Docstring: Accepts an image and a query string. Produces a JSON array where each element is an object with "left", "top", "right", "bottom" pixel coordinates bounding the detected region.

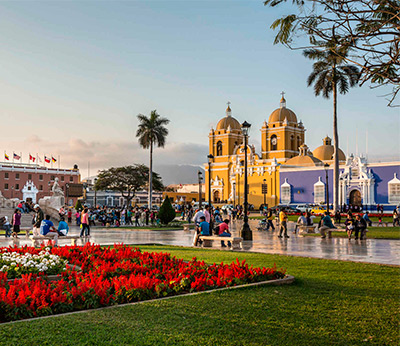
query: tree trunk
[
  {"left": 333, "top": 77, "right": 339, "bottom": 213},
  {"left": 149, "top": 141, "right": 153, "bottom": 210}
]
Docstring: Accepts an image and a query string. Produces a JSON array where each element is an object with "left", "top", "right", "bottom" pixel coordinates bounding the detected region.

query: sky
[{"left": 0, "top": 1, "right": 398, "bottom": 184}]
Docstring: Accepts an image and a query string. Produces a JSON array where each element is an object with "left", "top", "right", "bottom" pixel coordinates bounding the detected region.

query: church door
[
  {"left": 213, "top": 190, "right": 220, "bottom": 203},
  {"left": 349, "top": 189, "right": 362, "bottom": 206}
]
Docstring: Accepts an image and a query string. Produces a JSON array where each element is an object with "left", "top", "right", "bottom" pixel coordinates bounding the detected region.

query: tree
[
  {"left": 94, "top": 165, "right": 164, "bottom": 207},
  {"left": 304, "top": 41, "right": 360, "bottom": 211},
  {"left": 136, "top": 110, "right": 170, "bottom": 211},
  {"left": 75, "top": 199, "right": 83, "bottom": 211},
  {"left": 264, "top": 0, "right": 400, "bottom": 106},
  {"left": 158, "top": 196, "right": 176, "bottom": 225}
]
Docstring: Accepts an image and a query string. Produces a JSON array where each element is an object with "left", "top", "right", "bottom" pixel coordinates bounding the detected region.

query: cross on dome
[
  {"left": 226, "top": 101, "right": 232, "bottom": 116},
  {"left": 280, "top": 91, "right": 286, "bottom": 108}
]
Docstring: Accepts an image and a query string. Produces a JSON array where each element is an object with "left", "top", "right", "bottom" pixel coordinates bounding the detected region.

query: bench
[
  {"left": 198, "top": 235, "right": 243, "bottom": 250},
  {"left": 29, "top": 235, "right": 81, "bottom": 247},
  {"left": 326, "top": 228, "right": 347, "bottom": 238},
  {"left": 298, "top": 225, "right": 316, "bottom": 235},
  {"left": 182, "top": 223, "right": 194, "bottom": 232}
]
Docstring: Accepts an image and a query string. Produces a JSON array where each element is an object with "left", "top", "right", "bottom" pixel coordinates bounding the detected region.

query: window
[
  {"left": 314, "top": 177, "right": 326, "bottom": 204},
  {"left": 61, "top": 176, "right": 64, "bottom": 182},
  {"left": 216, "top": 141, "right": 223, "bottom": 156},
  {"left": 388, "top": 173, "right": 400, "bottom": 204},
  {"left": 280, "top": 178, "right": 291, "bottom": 204},
  {"left": 4, "top": 184, "right": 8, "bottom": 190},
  {"left": 4, "top": 173, "right": 8, "bottom": 179},
  {"left": 15, "top": 184, "right": 19, "bottom": 190},
  {"left": 51, "top": 175, "right": 55, "bottom": 181},
  {"left": 39, "top": 174, "right": 43, "bottom": 181},
  {"left": 271, "top": 135, "right": 277, "bottom": 151},
  {"left": 39, "top": 185, "right": 43, "bottom": 191},
  {"left": 290, "top": 135, "right": 295, "bottom": 151},
  {"left": 70, "top": 176, "right": 73, "bottom": 182},
  {"left": 15, "top": 173, "right": 20, "bottom": 180}
]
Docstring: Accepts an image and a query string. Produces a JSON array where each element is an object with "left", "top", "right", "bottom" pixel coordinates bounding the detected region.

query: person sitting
[
  {"left": 218, "top": 219, "right": 232, "bottom": 248},
  {"left": 319, "top": 212, "right": 336, "bottom": 239},
  {"left": 345, "top": 213, "right": 355, "bottom": 240},
  {"left": 294, "top": 212, "right": 307, "bottom": 234},
  {"left": 57, "top": 216, "right": 69, "bottom": 236},
  {"left": 40, "top": 215, "right": 58, "bottom": 246},
  {"left": 193, "top": 216, "right": 209, "bottom": 246}
]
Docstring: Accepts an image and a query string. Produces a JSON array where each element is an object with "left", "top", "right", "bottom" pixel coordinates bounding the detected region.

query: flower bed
[{"left": 0, "top": 244, "right": 286, "bottom": 322}]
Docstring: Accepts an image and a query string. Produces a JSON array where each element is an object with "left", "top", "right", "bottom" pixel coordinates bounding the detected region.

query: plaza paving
[{"left": 1, "top": 219, "right": 398, "bottom": 266}]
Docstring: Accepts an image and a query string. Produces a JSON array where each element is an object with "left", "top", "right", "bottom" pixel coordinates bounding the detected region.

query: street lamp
[
  {"left": 262, "top": 178, "right": 267, "bottom": 208},
  {"left": 240, "top": 120, "right": 252, "bottom": 241},
  {"left": 233, "top": 182, "right": 236, "bottom": 207},
  {"left": 198, "top": 170, "right": 203, "bottom": 209},
  {"left": 324, "top": 163, "right": 330, "bottom": 214},
  {"left": 207, "top": 154, "right": 214, "bottom": 207}
]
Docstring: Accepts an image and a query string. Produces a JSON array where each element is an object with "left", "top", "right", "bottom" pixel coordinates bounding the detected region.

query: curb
[{"left": 1, "top": 275, "right": 295, "bottom": 325}]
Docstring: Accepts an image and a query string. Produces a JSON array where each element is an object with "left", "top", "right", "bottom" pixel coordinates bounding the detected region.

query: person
[
  {"left": 33, "top": 204, "right": 44, "bottom": 236},
  {"left": 40, "top": 215, "right": 58, "bottom": 246},
  {"left": 378, "top": 215, "right": 383, "bottom": 227},
  {"left": 266, "top": 208, "right": 275, "bottom": 231},
  {"left": 3, "top": 216, "right": 11, "bottom": 237},
  {"left": 355, "top": 214, "right": 367, "bottom": 240},
  {"left": 67, "top": 208, "right": 72, "bottom": 223},
  {"left": 278, "top": 209, "right": 289, "bottom": 238},
  {"left": 80, "top": 208, "right": 90, "bottom": 237},
  {"left": 294, "top": 212, "right": 307, "bottom": 234},
  {"left": 319, "top": 212, "right": 336, "bottom": 239},
  {"left": 393, "top": 208, "right": 399, "bottom": 227},
  {"left": 11, "top": 209, "right": 21, "bottom": 238},
  {"left": 75, "top": 210, "right": 81, "bottom": 226},
  {"left": 204, "top": 205, "right": 211, "bottom": 223},
  {"left": 345, "top": 213, "right": 355, "bottom": 240},
  {"left": 305, "top": 211, "right": 313, "bottom": 226},
  {"left": 362, "top": 211, "right": 372, "bottom": 227},
  {"left": 193, "top": 215, "right": 209, "bottom": 246},
  {"left": 193, "top": 209, "right": 205, "bottom": 229},
  {"left": 334, "top": 210, "right": 341, "bottom": 225},
  {"left": 218, "top": 219, "right": 232, "bottom": 248},
  {"left": 135, "top": 209, "right": 141, "bottom": 227},
  {"left": 57, "top": 216, "right": 69, "bottom": 236}
]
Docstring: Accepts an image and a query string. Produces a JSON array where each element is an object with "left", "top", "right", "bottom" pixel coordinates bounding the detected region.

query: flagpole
[
  {"left": 58, "top": 155, "right": 60, "bottom": 169},
  {"left": 20, "top": 152, "right": 22, "bottom": 164}
]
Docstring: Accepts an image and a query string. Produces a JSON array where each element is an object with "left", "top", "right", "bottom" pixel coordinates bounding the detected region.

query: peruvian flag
[
  {"left": 29, "top": 154, "right": 36, "bottom": 162},
  {"left": 44, "top": 156, "right": 51, "bottom": 163}
]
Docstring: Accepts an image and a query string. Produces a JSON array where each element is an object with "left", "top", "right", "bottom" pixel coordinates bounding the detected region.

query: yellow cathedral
[{"left": 205, "top": 94, "right": 344, "bottom": 208}]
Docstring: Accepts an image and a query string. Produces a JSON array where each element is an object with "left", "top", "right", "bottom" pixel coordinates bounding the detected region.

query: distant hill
[{"left": 154, "top": 164, "right": 205, "bottom": 185}]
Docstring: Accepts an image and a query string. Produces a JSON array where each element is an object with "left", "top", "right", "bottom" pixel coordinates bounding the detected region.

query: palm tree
[
  {"left": 136, "top": 110, "right": 169, "bottom": 210},
  {"left": 304, "top": 42, "right": 360, "bottom": 212}
]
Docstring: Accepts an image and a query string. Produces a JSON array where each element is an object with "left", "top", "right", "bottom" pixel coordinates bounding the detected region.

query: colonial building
[
  {"left": 205, "top": 95, "right": 400, "bottom": 211},
  {"left": 0, "top": 162, "right": 81, "bottom": 205}
]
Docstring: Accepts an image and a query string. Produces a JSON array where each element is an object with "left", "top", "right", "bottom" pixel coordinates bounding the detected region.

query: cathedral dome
[
  {"left": 284, "top": 144, "right": 323, "bottom": 166},
  {"left": 313, "top": 136, "right": 346, "bottom": 162},
  {"left": 268, "top": 96, "right": 298, "bottom": 124},
  {"left": 216, "top": 104, "right": 241, "bottom": 131}
]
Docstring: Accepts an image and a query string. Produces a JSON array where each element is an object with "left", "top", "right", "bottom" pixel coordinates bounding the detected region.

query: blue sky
[{"left": 0, "top": 1, "right": 398, "bottom": 182}]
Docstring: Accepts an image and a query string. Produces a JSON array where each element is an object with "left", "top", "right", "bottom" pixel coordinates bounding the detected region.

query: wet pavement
[{"left": 1, "top": 220, "right": 399, "bottom": 266}]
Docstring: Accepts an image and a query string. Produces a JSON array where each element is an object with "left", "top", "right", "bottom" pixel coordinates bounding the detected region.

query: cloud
[{"left": 19, "top": 137, "right": 208, "bottom": 183}]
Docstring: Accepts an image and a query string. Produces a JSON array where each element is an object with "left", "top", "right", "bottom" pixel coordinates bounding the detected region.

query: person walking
[
  {"left": 3, "top": 216, "right": 11, "bottom": 237},
  {"left": 267, "top": 208, "right": 275, "bottom": 231},
  {"left": 80, "top": 208, "right": 90, "bottom": 237},
  {"left": 67, "top": 208, "right": 72, "bottom": 223},
  {"left": 11, "top": 209, "right": 22, "bottom": 238},
  {"left": 355, "top": 214, "right": 367, "bottom": 240},
  {"left": 278, "top": 209, "right": 289, "bottom": 238}
]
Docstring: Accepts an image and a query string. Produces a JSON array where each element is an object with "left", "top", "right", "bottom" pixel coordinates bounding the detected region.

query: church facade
[{"left": 205, "top": 95, "right": 400, "bottom": 211}]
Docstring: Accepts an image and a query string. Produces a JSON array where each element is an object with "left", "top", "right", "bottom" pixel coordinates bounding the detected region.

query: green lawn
[
  {"left": 303, "top": 227, "right": 400, "bottom": 240},
  {"left": 0, "top": 246, "right": 398, "bottom": 346}
]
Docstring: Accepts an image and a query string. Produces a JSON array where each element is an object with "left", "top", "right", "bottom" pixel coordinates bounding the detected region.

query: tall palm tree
[
  {"left": 136, "top": 110, "right": 169, "bottom": 210},
  {"left": 304, "top": 42, "right": 360, "bottom": 212}
]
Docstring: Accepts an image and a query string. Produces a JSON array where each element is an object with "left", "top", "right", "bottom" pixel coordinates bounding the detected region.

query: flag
[
  {"left": 37, "top": 156, "right": 42, "bottom": 163},
  {"left": 4, "top": 153, "right": 9, "bottom": 161},
  {"left": 44, "top": 156, "right": 50, "bottom": 163},
  {"left": 52, "top": 157, "right": 57, "bottom": 163},
  {"left": 29, "top": 154, "right": 36, "bottom": 162},
  {"left": 13, "top": 153, "right": 21, "bottom": 160}
]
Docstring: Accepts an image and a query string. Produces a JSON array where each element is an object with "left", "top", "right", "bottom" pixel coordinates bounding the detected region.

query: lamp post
[
  {"left": 207, "top": 154, "right": 214, "bottom": 207},
  {"left": 198, "top": 171, "right": 203, "bottom": 209},
  {"left": 324, "top": 163, "right": 330, "bottom": 214},
  {"left": 262, "top": 178, "right": 267, "bottom": 208},
  {"left": 240, "top": 121, "right": 252, "bottom": 241},
  {"left": 233, "top": 182, "right": 236, "bottom": 207}
]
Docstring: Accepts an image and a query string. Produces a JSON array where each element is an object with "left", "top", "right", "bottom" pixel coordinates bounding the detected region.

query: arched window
[
  {"left": 297, "top": 136, "right": 301, "bottom": 151},
  {"left": 290, "top": 135, "right": 295, "bottom": 151},
  {"left": 216, "top": 141, "right": 223, "bottom": 156},
  {"left": 271, "top": 135, "right": 277, "bottom": 151}
]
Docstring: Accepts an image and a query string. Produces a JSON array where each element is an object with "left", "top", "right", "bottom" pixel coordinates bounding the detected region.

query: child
[{"left": 378, "top": 216, "right": 383, "bottom": 227}]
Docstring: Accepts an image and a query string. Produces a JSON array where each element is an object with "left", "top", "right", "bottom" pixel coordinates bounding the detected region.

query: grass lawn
[
  {"left": 303, "top": 226, "right": 400, "bottom": 240},
  {"left": 0, "top": 246, "right": 398, "bottom": 346}
]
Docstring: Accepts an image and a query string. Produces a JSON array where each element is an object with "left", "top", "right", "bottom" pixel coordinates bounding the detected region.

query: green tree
[
  {"left": 264, "top": 0, "right": 399, "bottom": 105},
  {"left": 303, "top": 41, "right": 360, "bottom": 211},
  {"left": 94, "top": 165, "right": 163, "bottom": 206},
  {"left": 75, "top": 199, "right": 83, "bottom": 211},
  {"left": 158, "top": 196, "right": 176, "bottom": 225},
  {"left": 136, "top": 110, "right": 169, "bottom": 211}
]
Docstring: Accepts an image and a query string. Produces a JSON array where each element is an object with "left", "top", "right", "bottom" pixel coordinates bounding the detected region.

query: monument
[{"left": 39, "top": 178, "right": 65, "bottom": 219}]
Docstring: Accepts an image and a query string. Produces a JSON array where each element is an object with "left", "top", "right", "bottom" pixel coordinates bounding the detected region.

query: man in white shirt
[
  {"left": 294, "top": 212, "right": 307, "bottom": 234},
  {"left": 204, "top": 205, "right": 211, "bottom": 223},
  {"left": 193, "top": 209, "right": 205, "bottom": 226}
]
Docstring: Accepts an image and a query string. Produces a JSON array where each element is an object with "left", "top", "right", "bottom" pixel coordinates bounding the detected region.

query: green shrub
[
  {"left": 75, "top": 199, "right": 83, "bottom": 211},
  {"left": 158, "top": 196, "right": 176, "bottom": 225}
]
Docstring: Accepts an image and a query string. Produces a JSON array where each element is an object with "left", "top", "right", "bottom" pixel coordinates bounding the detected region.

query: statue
[{"left": 52, "top": 178, "right": 64, "bottom": 197}]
